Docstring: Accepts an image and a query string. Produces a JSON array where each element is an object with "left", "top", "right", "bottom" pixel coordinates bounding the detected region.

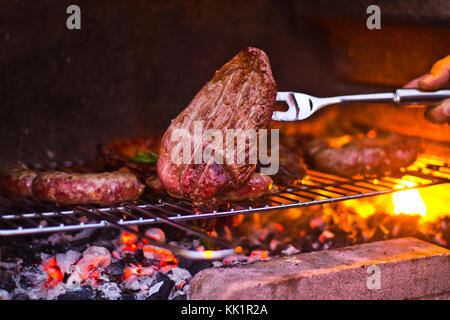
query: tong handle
[
  {"left": 395, "top": 89, "right": 450, "bottom": 106},
  {"left": 336, "top": 89, "right": 450, "bottom": 107}
]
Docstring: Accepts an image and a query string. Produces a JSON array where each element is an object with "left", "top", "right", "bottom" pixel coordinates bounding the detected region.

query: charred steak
[{"left": 157, "top": 47, "right": 277, "bottom": 208}]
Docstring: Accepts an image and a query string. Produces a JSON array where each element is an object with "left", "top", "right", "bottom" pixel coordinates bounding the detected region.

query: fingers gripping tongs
[{"left": 272, "top": 88, "right": 450, "bottom": 121}]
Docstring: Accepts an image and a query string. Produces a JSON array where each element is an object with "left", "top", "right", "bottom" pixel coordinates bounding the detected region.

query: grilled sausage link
[
  {"left": 32, "top": 170, "right": 145, "bottom": 204},
  {"left": 304, "top": 134, "right": 421, "bottom": 177},
  {"left": 0, "top": 161, "right": 38, "bottom": 197}
]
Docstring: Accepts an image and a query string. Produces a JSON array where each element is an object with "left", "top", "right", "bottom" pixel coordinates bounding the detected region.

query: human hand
[{"left": 404, "top": 55, "right": 450, "bottom": 124}]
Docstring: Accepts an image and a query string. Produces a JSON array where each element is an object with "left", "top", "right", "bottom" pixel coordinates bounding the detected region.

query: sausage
[
  {"left": 304, "top": 134, "right": 421, "bottom": 177},
  {"left": 32, "top": 170, "right": 145, "bottom": 204},
  {"left": 0, "top": 161, "right": 37, "bottom": 197}
]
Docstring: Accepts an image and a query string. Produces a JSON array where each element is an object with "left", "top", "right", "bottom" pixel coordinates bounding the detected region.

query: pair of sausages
[{"left": 0, "top": 161, "right": 144, "bottom": 205}]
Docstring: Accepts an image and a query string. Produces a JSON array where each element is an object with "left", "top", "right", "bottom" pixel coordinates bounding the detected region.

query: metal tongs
[{"left": 272, "top": 88, "right": 450, "bottom": 121}]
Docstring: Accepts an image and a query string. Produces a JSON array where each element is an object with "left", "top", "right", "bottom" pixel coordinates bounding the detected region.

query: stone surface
[{"left": 189, "top": 237, "right": 450, "bottom": 300}]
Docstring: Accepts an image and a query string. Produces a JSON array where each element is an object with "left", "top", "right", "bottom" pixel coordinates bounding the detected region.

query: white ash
[
  {"left": 147, "top": 281, "right": 163, "bottom": 296},
  {"left": 97, "top": 282, "right": 121, "bottom": 300},
  {"left": 15, "top": 265, "right": 48, "bottom": 288},
  {"left": 122, "top": 275, "right": 155, "bottom": 292},
  {"left": 46, "top": 283, "right": 68, "bottom": 300},
  {"left": 10, "top": 265, "right": 67, "bottom": 300},
  {"left": 56, "top": 250, "right": 81, "bottom": 275},
  {"left": 145, "top": 228, "right": 166, "bottom": 242},
  {"left": 122, "top": 275, "right": 165, "bottom": 300},
  {"left": 212, "top": 261, "right": 223, "bottom": 267},
  {"left": 40, "top": 252, "right": 51, "bottom": 264},
  {"left": 66, "top": 246, "right": 111, "bottom": 288},
  {"left": 282, "top": 244, "right": 300, "bottom": 256},
  {"left": 0, "top": 289, "right": 10, "bottom": 300},
  {"left": 167, "top": 267, "right": 192, "bottom": 298},
  {"left": 130, "top": 279, "right": 163, "bottom": 301},
  {"left": 169, "top": 284, "right": 190, "bottom": 300},
  {"left": 45, "top": 229, "right": 95, "bottom": 245},
  {"left": 2, "top": 225, "right": 275, "bottom": 300},
  {"left": 170, "top": 267, "right": 192, "bottom": 282}
]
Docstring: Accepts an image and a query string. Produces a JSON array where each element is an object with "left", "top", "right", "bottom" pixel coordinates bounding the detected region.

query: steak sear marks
[{"left": 157, "top": 47, "right": 277, "bottom": 207}]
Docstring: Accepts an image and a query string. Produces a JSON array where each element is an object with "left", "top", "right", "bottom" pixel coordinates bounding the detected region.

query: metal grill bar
[
  {"left": 71, "top": 205, "right": 235, "bottom": 260},
  {"left": 0, "top": 154, "right": 449, "bottom": 239}
]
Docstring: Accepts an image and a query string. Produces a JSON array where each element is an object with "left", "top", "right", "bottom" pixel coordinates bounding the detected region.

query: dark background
[{"left": 1, "top": 0, "right": 449, "bottom": 165}]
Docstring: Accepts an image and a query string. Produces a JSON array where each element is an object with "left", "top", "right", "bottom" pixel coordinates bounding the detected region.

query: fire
[
  {"left": 121, "top": 232, "right": 138, "bottom": 245},
  {"left": 341, "top": 176, "right": 450, "bottom": 222},
  {"left": 123, "top": 265, "right": 155, "bottom": 279},
  {"left": 43, "top": 257, "right": 64, "bottom": 288},
  {"left": 120, "top": 230, "right": 140, "bottom": 252},
  {"left": 327, "top": 134, "right": 353, "bottom": 148},
  {"left": 392, "top": 180, "right": 427, "bottom": 217},
  {"left": 248, "top": 250, "right": 270, "bottom": 262},
  {"left": 143, "top": 245, "right": 178, "bottom": 266}
]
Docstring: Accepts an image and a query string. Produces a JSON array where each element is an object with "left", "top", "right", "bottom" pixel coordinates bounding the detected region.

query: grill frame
[{"left": 1, "top": 154, "right": 449, "bottom": 238}]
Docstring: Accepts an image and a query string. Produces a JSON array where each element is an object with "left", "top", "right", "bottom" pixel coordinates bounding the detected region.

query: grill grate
[{"left": 1, "top": 153, "right": 449, "bottom": 238}]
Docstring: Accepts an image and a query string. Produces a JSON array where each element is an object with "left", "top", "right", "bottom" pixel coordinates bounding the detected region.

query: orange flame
[
  {"left": 143, "top": 245, "right": 178, "bottom": 266},
  {"left": 123, "top": 265, "right": 155, "bottom": 279},
  {"left": 121, "top": 231, "right": 138, "bottom": 245},
  {"left": 43, "top": 257, "right": 64, "bottom": 288},
  {"left": 248, "top": 250, "right": 269, "bottom": 262},
  {"left": 392, "top": 180, "right": 427, "bottom": 217}
]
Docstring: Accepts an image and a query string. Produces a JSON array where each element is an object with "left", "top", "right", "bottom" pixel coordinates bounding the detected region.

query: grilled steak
[
  {"left": 304, "top": 134, "right": 421, "bottom": 177},
  {"left": 157, "top": 47, "right": 277, "bottom": 209},
  {"left": 271, "top": 143, "right": 306, "bottom": 185}
]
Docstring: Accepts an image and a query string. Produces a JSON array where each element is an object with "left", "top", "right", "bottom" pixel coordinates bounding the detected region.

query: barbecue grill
[
  {"left": 2, "top": 144, "right": 448, "bottom": 253},
  {"left": 1, "top": 0, "right": 450, "bottom": 302}
]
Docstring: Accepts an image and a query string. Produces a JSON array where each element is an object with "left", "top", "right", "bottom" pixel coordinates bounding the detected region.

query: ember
[
  {"left": 143, "top": 245, "right": 178, "bottom": 266},
  {"left": 121, "top": 232, "right": 138, "bottom": 245},
  {"left": 248, "top": 250, "right": 270, "bottom": 262},
  {"left": 123, "top": 265, "right": 156, "bottom": 280},
  {"left": 67, "top": 246, "right": 111, "bottom": 286},
  {"left": 119, "top": 230, "right": 140, "bottom": 252},
  {"left": 43, "top": 257, "right": 63, "bottom": 289},
  {"left": 144, "top": 228, "right": 166, "bottom": 243}
]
